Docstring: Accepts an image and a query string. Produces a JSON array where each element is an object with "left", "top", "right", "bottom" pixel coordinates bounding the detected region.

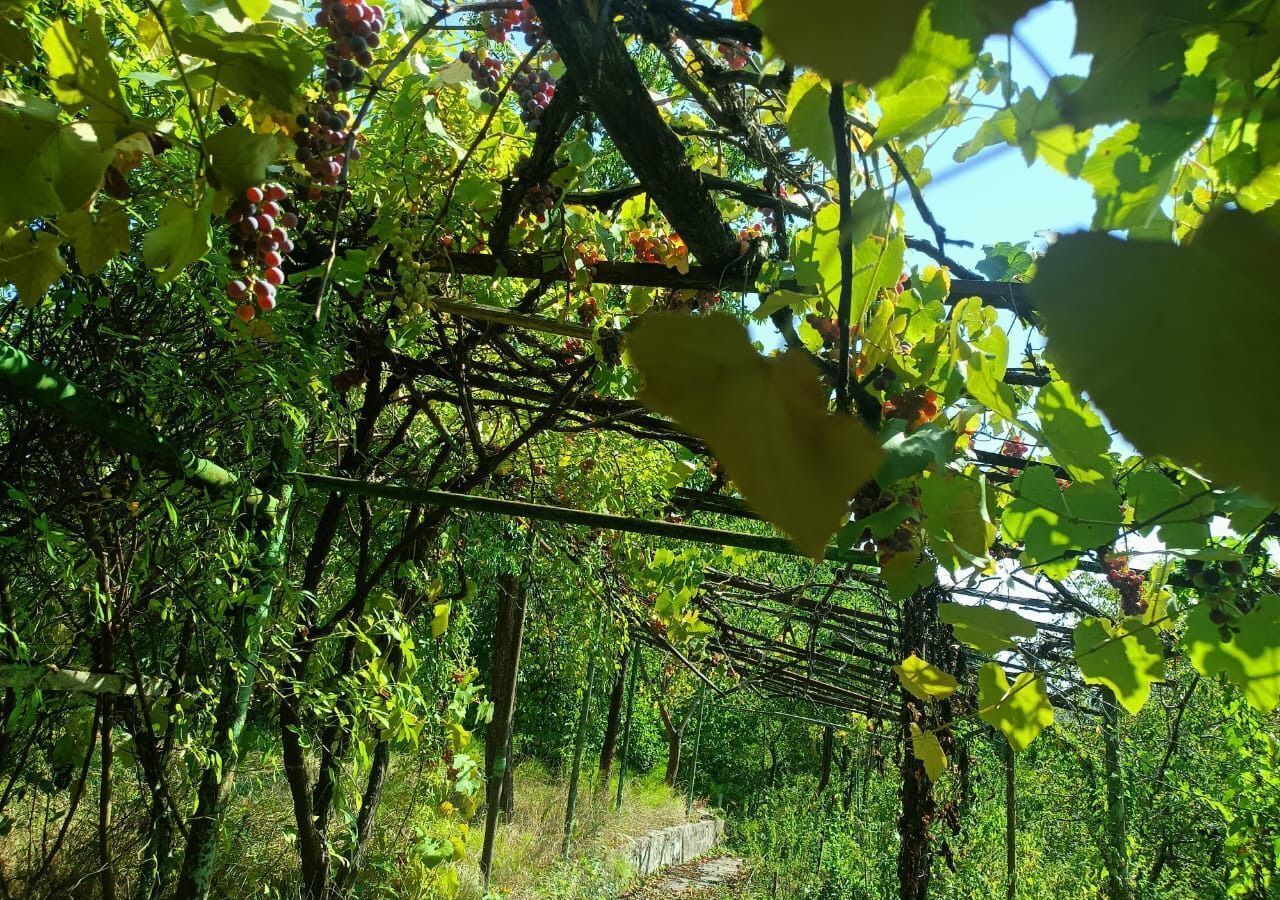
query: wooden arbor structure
[{"left": 0, "top": 2, "right": 1122, "bottom": 900}]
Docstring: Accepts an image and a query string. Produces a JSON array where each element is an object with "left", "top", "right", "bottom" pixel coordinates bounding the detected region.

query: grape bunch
[
  {"left": 224, "top": 183, "right": 299, "bottom": 322},
  {"left": 850, "top": 483, "right": 918, "bottom": 556},
  {"left": 1104, "top": 555, "right": 1147, "bottom": 616},
  {"left": 736, "top": 223, "right": 763, "bottom": 256},
  {"left": 512, "top": 64, "right": 556, "bottom": 130},
  {"left": 523, "top": 180, "right": 563, "bottom": 223},
  {"left": 575, "top": 296, "right": 597, "bottom": 325},
  {"left": 883, "top": 388, "right": 940, "bottom": 431},
  {"left": 487, "top": 1, "right": 544, "bottom": 42},
  {"left": 316, "top": 0, "right": 385, "bottom": 95},
  {"left": 460, "top": 50, "right": 502, "bottom": 105},
  {"left": 999, "top": 434, "right": 1029, "bottom": 460},
  {"left": 717, "top": 41, "right": 750, "bottom": 70},
  {"left": 293, "top": 101, "right": 360, "bottom": 200},
  {"left": 597, "top": 327, "right": 623, "bottom": 367}
]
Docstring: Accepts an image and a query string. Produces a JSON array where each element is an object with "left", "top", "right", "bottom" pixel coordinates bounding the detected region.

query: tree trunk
[
  {"left": 482, "top": 573, "right": 527, "bottom": 883},
  {"left": 598, "top": 646, "right": 630, "bottom": 789},
  {"left": 660, "top": 705, "right": 684, "bottom": 788},
  {"left": 1100, "top": 700, "right": 1135, "bottom": 900},
  {"left": 897, "top": 583, "right": 955, "bottom": 900},
  {"left": 335, "top": 739, "right": 392, "bottom": 897}
]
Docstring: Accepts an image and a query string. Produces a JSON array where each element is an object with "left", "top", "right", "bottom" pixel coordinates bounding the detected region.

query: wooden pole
[
  {"left": 562, "top": 658, "right": 596, "bottom": 856},
  {"left": 481, "top": 573, "right": 528, "bottom": 885},
  {"left": 615, "top": 646, "right": 640, "bottom": 811}
]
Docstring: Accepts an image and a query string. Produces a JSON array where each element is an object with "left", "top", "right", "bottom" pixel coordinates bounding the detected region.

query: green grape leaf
[
  {"left": 0, "top": 228, "right": 66, "bottom": 306},
  {"left": 0, "top": 97, "right": 115, "bottom": 225},
  {"left": 431, "top": 601, "right": 451, "bottom": 638},
  {"left": 978, "top": 663, "right": 1053, "bottom": 751},
  {"left": 142, "top": 189, "right": 214, "bottom": 284},
  {"left": 872, "top": 76, "right": 950, "bottom": 147},
  {"left": 173, "top": 26, "right": 312, "bottom": 109},
  {"left": 1034, "top": 381, "right": 1112, "bottom": 484},
  {"left": 893, "top": 652, "right": 957, "bottom": 701},
  {"left": 939, "top": 603, "right": 1038, "bottom": 653},
  {"left": 910, "top": 723, "right": 947, "bottom": 781},
  {"left": 784, "top": 73, "right": 835, "bottom": 169},
  {"left": 1125, "top": 469, "right": 1211, "bottom": 549},
  {"left": 754, "top": 0, "right": 928, "bottom": 87},
  {"left": 1073, "top": 616, "right": 1165, "bottom": 715},
  {"left": 835, "top": 502, "right": 918, "bottom": 553},
  {"left": 1000, "top": 467, "right": 1122, "bottom": 577},
  {"left": 876, "top": 420, "right": 957, "bottom": 485},
  {"left": 752, "top": 289, "right": 815, "bottom": 322},
  {"left": 919, "top": 470, "right": 995, "bottom": 573},
  {"left": 41, "top": 12, "right": 127, "bottom": 120},
  {"left": 204, "top": 126, "right": 283, "bottom": 195},
  {"left": 627, "top": 313, "right": 883, "bottom": 557},
  {"left": 0, "top": 18, "right": 33, "bottom": 64},
  {"left": 1031, "top": 211, "right": 1280, "bottom": 506},
  {"left": 880, "top": 548, "right": 936, "bottom": 600},
  {"left": 1182, "top": 595, "right": 1280, "bottom": 713},
  {"left": 57, "top": 202, "right": 129, "bottom": 275}
]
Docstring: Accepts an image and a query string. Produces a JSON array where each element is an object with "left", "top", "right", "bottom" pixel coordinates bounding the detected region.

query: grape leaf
[
  {"left": 205, "top": 126, "right": 284, "bottom": 195},
  {"left": 893, "top": 652, "right": 958, "bottom": 701},
  {"left": 784, "top": 73, "right": 834, "bottom": 169},
  {"left": 1125, "top": 469, "right": 1211, "bottom": 549},
  {"left": 431, "top": 601, "right": 451, "bottom": 638},
  {"left": 918, "top": 470, "right": 995, "bottom": 573},
  {"left": 939, "top": 603, "right": 1038, "bottom": 653},
  {"left": 1001, "top": 466, "right": 1122, "bottom": 577},
  {"left": 0, "top": 228, "right": 66, "bottom": 306},
  {"left": 143, "top": 189, "right": 214, "bottom": 284},
  {"left": 876, "top": 420, "right": 956, "bottom": 485},
  {"left": 978, "top": 663, "right": 1053, "bottom": 751},
  {"left": 909, "top": 723, "right": 947, "bottom": 781},
  {"left": 41, "top": 12, "right": 127, "bottom": 121},
  {"left": 0, "top": 96, "right": 115, "bottom": 225},
  {"left": 753, "top": 0, "right": 928, "bottom": 87},
  {"left": 872, "top": 76, "right": 950, "bottom": 147},
  {"left": 1031, "top": 211, "right": 1280, "bottom": 506},
  {"left": 1182, "top": 595, "right": 1280, "bottom": 713},
  {"left": 627, "top": 313, "right": 883, "bottom": 557},
  {"left": 1034, "top": 381, "right": 1112, "bottom": 484},
  {"left": 0, "top": 18, "right": 33, "bottom": 64},
  {"left": 57, "top": 202, "right": 129, "bottom": 275},
  {"left": 1073, "top": 616, "right": 1165, "bottom": 715},
  {"left": 173, "top": 26, "right": 312, "bottom": 109},
  {"left": 880, "top": 548, "right": 936, "bottom": 601}
]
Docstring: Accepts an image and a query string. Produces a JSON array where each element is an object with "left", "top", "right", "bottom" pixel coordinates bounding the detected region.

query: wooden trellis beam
[{"left": 0, "top": 663, "right": 167, "bottom": 697}]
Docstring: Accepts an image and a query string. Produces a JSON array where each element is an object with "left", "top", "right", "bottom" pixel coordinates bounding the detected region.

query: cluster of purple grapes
[
  {"left": 523, "top": 180, "right": 563, "bottom": 223},
  {"left": 293, "top": 102, "right": 361, "bottom": 201},
  {"left": 224, "top": 183, "right": 299, "bottom": 322},
  {"left": 460, "top": 50, "right": 502, "bottom": 105},
  {"left": 316, "top": 0, "right": 385, "bottom": 95},
  {"left": 512, "top": 64, "right": 556, "bottom": 129},
  {"left": 486, "top": 1, "right": 543, "bottom": 43}
]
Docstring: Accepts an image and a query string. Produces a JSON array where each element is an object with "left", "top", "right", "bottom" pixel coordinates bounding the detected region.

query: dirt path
[{"left": 622, "top": 855, "right": 748, "bottom": 898}]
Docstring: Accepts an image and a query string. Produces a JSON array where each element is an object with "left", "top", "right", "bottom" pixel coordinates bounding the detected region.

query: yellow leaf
[
  {"left": 627, "top": 313, "right": 882, "bottom": 557},
  {"left": 978, "top": 663, "right": 1054, "bottom": 751},
  {"left": 431, "top": 601, "right": 451, "bottom": 638},
  {"left": 893, "top": 652, "right": 957, "bottom": 701},
  {"left": 909, "top": 723, "right": 947, "bottom": 781}
]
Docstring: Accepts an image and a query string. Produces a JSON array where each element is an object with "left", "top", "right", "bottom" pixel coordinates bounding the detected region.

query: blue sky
[{"left": 905, "top": 1, "right": 1094, "bottom": 269}]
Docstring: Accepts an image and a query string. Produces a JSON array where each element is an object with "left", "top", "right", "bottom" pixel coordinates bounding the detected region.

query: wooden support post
[
  {"left": 616, "top": 646, "right": 640, "bottom": 811},
  {"left": 598, "top": 646, "right": 631, "bottom": 789},
  {"left": 562, "top": 658, "right": 596, "bottom": 856},
  {"left": 481, "top": 573, "right": 528, "bottom": 885},
  {"left": 1100, "top": 699, "right": 1135, "bottom": 900},
  {"left": 685, "top": 680, "right": 706, "bottom": 815}
]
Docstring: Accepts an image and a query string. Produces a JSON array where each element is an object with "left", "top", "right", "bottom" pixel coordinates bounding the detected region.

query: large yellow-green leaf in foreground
[
  {"left": 1030, "top": 211, "right": 1280, "bottom": 505},
  {"left": 978, "top": 663, "right": 1053, "bottom": 751},
  {"left": 753, "top": 0, "right": 928, "bottom": 87},
  {"left": 628, "top": 313, "right": 882, "bottom": 557},
  {"left": 893, "top": 652, "right": 957, "bottom": 701},
  {"left": 939, "top": 603, "right": 1038, "bottom": 653},
  {"left": 1073, "top": 616, "right": 1165, "bottom": 715}
]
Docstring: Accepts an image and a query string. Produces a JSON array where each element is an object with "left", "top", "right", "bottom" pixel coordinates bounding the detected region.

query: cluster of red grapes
[
  {"left": 870, "top": 367, "right": 897, "bottom": 393},
  {"left": 883, "top": 388, "right": 940, "bottom": 431},
  {"left": 849, "top": 483, "right": 918, "bottom": 557},
  {"left": 1103, "top": 555, "right": 1147, "bottom": 616},
  {"left": 804, "top": 313, "right": 850, "bottom": 348},
  {"left": 487, "top": 1, "right": 543, "bottom": 42},
  {"left": 717, "top": 41, "right": 750, "bottom": 70},
  {"left": 460, "top": 50, "right": 502, "bottom": 105},
  {"left": 1000, "top": 434, "right": 1029, "bottom": 459},
  {"left": 316, "top": 0, "right": 384, "bottom": 94},
  {"left": 558, "top": 338, "right": 585, "bottom": 367},
  {"left": 224, "top": 183, "right": 298, "bottom": 322},
  {"left": 758, "top": 184, "right": 788, "bottom": 229},
  {"left": 512, "top": 64, "right": 556, "bottom": 130},
  {"left": 293, "top": 102, "right": 359, "bottom": 201},
  {"left": 736, "top": 223, "right": 763, "bottom": 256},
  {"left": 575, "top": 296, "right": 597, "bottom": 325},
  {"left": 523, "top": 180, "right": 563, "bottom": 223}
]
